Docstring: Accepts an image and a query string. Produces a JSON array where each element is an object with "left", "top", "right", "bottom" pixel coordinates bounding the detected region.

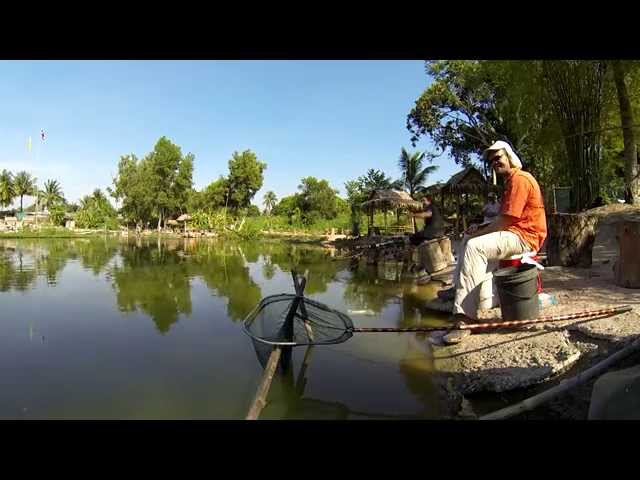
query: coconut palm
[
  {"left": 263, "top": 191, "right": 277, "bottom": 215},
  {"left": 397, "top": 148, "right": 438, "bottom": 198},
  {"left": 13, "top": 171, "right": 38, "bottom": 213},
  {"left": 0, "top": 170, "right": 15, "bottom": 208},
  {"left": 40, "top": 179, "right": 65, "bottom": 211},
  {"left": 398, "top": 148, "right": 438, "bottom": 232}
]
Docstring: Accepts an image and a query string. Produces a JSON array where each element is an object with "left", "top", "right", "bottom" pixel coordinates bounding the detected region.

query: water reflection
[
  {"left": 0, "top": 237, "right": 447, "bottom": 331},
  {"left": 0, "top": 250, "right": 37, "bottom": 292},
  {"left": 0, "top": 236, "right": 453, "bottom": 419},
  {"left": 0, "top": 238, "right": 119, "bottom": 290}
]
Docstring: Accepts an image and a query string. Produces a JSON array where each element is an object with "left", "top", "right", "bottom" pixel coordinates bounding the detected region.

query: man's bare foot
[{"left": 449, "top": 313, "right": 469, "bottom": 329}]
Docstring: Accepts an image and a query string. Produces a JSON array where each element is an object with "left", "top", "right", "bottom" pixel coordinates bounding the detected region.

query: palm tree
[
  {"left": 263, "top": 191, "right": 277, "bottom": 215},
  {"left": 398, "top": 148, "right": 438, "bottom": 232},
  {"left": 13, "top": 171, "right": 38, "bottom": 213},
  {"left": 40, "top": 179, "right": 65, "bottom": 211},
  {"left": 0, "top": 170, "right": 15, "bottom": 209},
  {"left": 397, "top": 147, "right": 438, "bottom": 198}
]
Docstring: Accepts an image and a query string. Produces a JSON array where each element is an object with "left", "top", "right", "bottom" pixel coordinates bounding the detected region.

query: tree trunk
[
  {"left": 612, "top": 61, "right": 640, "bottom": 205},
  {"left": 614, "top": 220, "right": 640, "bottom": 288},
  {"left": 547, "top": 213, "right": 599, "bottom": 267},
  {"left": 20, "top": 195, "right": 23, "bottom": 212},
  {"left": 157, "top": 210, "right": 163, "bottom": 231}
]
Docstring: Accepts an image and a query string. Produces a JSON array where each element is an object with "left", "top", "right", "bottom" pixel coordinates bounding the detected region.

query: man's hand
[
  {"left": 465, "top": 224, "right": 479, "bottom": 235},
  {"left": 467, "top": 215, "right": 518, "bottom": 238}
]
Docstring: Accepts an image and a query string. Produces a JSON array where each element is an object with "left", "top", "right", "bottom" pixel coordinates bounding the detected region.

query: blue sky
[{"left": 0, "top": 60, "right": 460, "bottom": 209}]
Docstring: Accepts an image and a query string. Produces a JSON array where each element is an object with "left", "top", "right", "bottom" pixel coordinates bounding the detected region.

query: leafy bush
[
  {"left": 75, "top": 189, "right": 119, "bottom": 229},
  {"left": 48, "top": 205, "right": 66, "bottom": 226}
]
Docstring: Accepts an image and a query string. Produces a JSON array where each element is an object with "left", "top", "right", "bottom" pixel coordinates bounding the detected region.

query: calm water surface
[{"left": 0, "top": 237, "right": 451, "bottom": 419}]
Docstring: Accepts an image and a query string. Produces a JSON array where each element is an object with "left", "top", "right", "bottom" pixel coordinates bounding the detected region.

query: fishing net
[{"left": 243, "top": 293, "right": 354, "bottom": 347}]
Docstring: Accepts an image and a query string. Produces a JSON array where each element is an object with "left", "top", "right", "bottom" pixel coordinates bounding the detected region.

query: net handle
[{"left": 291, "top": 270, "right": 314, "bottom": 341}]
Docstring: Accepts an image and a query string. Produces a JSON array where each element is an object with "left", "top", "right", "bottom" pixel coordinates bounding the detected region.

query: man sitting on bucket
[{"left": 437, "top": 141, "right": 547, "bottom": 324}]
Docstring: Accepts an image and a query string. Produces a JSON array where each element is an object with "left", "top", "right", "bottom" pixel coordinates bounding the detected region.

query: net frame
[{"left": 242, "top": 293, "right": 355, "bottom": 347}]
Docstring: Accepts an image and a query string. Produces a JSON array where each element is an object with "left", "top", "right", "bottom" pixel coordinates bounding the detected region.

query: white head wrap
[{"left": 482, "top": 140, "right": 522, "bottom": 169}]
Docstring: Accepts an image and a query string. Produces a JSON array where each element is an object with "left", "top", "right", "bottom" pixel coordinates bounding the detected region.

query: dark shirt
[{"left": 422, "top": 204, "right": 444, "bottom": 238}]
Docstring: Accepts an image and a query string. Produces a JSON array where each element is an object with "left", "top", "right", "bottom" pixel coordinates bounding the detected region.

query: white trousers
[{"left": 453, "top": 231, "right": 529, "bottom": 319}]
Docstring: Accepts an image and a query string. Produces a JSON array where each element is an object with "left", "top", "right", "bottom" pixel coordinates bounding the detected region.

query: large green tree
[
  {"left": 13, "top": 171, "right": 38, "bottom": 213},
  {"left": 202, "top": 177, "right": 229, "bottom": 211},
  {"left": 0, "top": 170, "right": 15, "bottom": 208},
  {"left": 146, "top": 137, "right": 194, "bottom": 229},
  {"left": 297, "top": 176, "right": 340, "bottom": 223},
  {"left": 111, "top": 154, "right": 152, "bottom": 227},
  {"left": 226, "top": 150, "right": 266, "bottom": 211},
  {"left": 611, "top": 60, "right": 640, "bottom": 204},
  {"left": 407, "top": 60, "right": 561, "bottom": 187},
  {"left": 271, "top": 194, "right": 301, "bottom": 220},
  {"left": 111, "top": 137, "right": 194, "bottom": 228}
]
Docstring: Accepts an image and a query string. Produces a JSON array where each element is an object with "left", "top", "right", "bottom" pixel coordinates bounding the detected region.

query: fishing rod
[
  {"left": 332, "top": 237, "right": 408, "bottom": 261},
  {"left": 351, "top": 305, "right": 632, "bottom": 333}
]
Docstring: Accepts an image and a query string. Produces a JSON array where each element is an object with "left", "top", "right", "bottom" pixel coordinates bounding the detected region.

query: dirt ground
[{"left": 431, "top": 205, "right": 640, "bottom": 419}]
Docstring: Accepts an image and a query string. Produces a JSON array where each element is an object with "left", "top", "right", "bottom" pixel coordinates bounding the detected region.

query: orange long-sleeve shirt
[{"left": 500, "top": 169, "right": 547, "bottom": 252}]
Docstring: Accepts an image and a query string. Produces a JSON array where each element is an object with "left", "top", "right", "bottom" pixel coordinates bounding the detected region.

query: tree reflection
[
  {"left": 264, "top": 242, "right": 340, "bottom": 294},
  {"left": 187, "top": 242, "right": 262, "bottom": 322},
  {"left": 73, "top": 238, "right": 118, "bottom": 275},
  {"left": 396, "top": 337, "right": 451, "bottom": 419},
  {"left": 111, "top": 243, "right": 192, "bottom": 334},
  {"left": 0, "top": 246, "right": 38, "bottom": 292},
  {"left": 342, "top": 265, "right": 402, "bottom": 313}
]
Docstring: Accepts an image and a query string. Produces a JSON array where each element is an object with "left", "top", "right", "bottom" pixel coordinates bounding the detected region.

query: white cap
[{"left": 482, "top": 140, "right": 522, "bottom": 169}]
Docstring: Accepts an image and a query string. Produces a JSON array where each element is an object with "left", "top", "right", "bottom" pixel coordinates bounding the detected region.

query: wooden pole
[
  {"left": 384, "top": 209, "right": 387, "bottom": 235},
  {"left": 464, "top": 192, "right": 470, "bottom": 229},
  {"left": 246, "top": 347, "right": 282, "bottom": 420},
  {"left": 246, "top": 271, "right": 310, "bottom": 420}
]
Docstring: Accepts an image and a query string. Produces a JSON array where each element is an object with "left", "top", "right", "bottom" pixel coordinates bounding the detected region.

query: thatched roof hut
[
  {"left": 360, "top": 189, "right": 421, "bottom": 212},
  {"left": 442, "top": 166, "right": 490, "bottom": 194},
  {"left": 176, "top": 214, "right": 192, "bottom": 222},
  {"left": 425, "top": 166, "right": 496, "bottom": 234},
  {"left": 359, "top": 190, "right": 421, "bottom": 236}
]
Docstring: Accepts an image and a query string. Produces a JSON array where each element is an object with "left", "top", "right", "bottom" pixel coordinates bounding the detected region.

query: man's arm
[
  {"left": 411, "top": 210, "right": 433, "bottom": 219},
  {"left": 467, "top": 214, "right": 518, "bottom": 238}
]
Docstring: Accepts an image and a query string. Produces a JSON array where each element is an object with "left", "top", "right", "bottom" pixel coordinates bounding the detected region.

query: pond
[{"left": 0, "top": 236, "right": 452, "bottom": 419}]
